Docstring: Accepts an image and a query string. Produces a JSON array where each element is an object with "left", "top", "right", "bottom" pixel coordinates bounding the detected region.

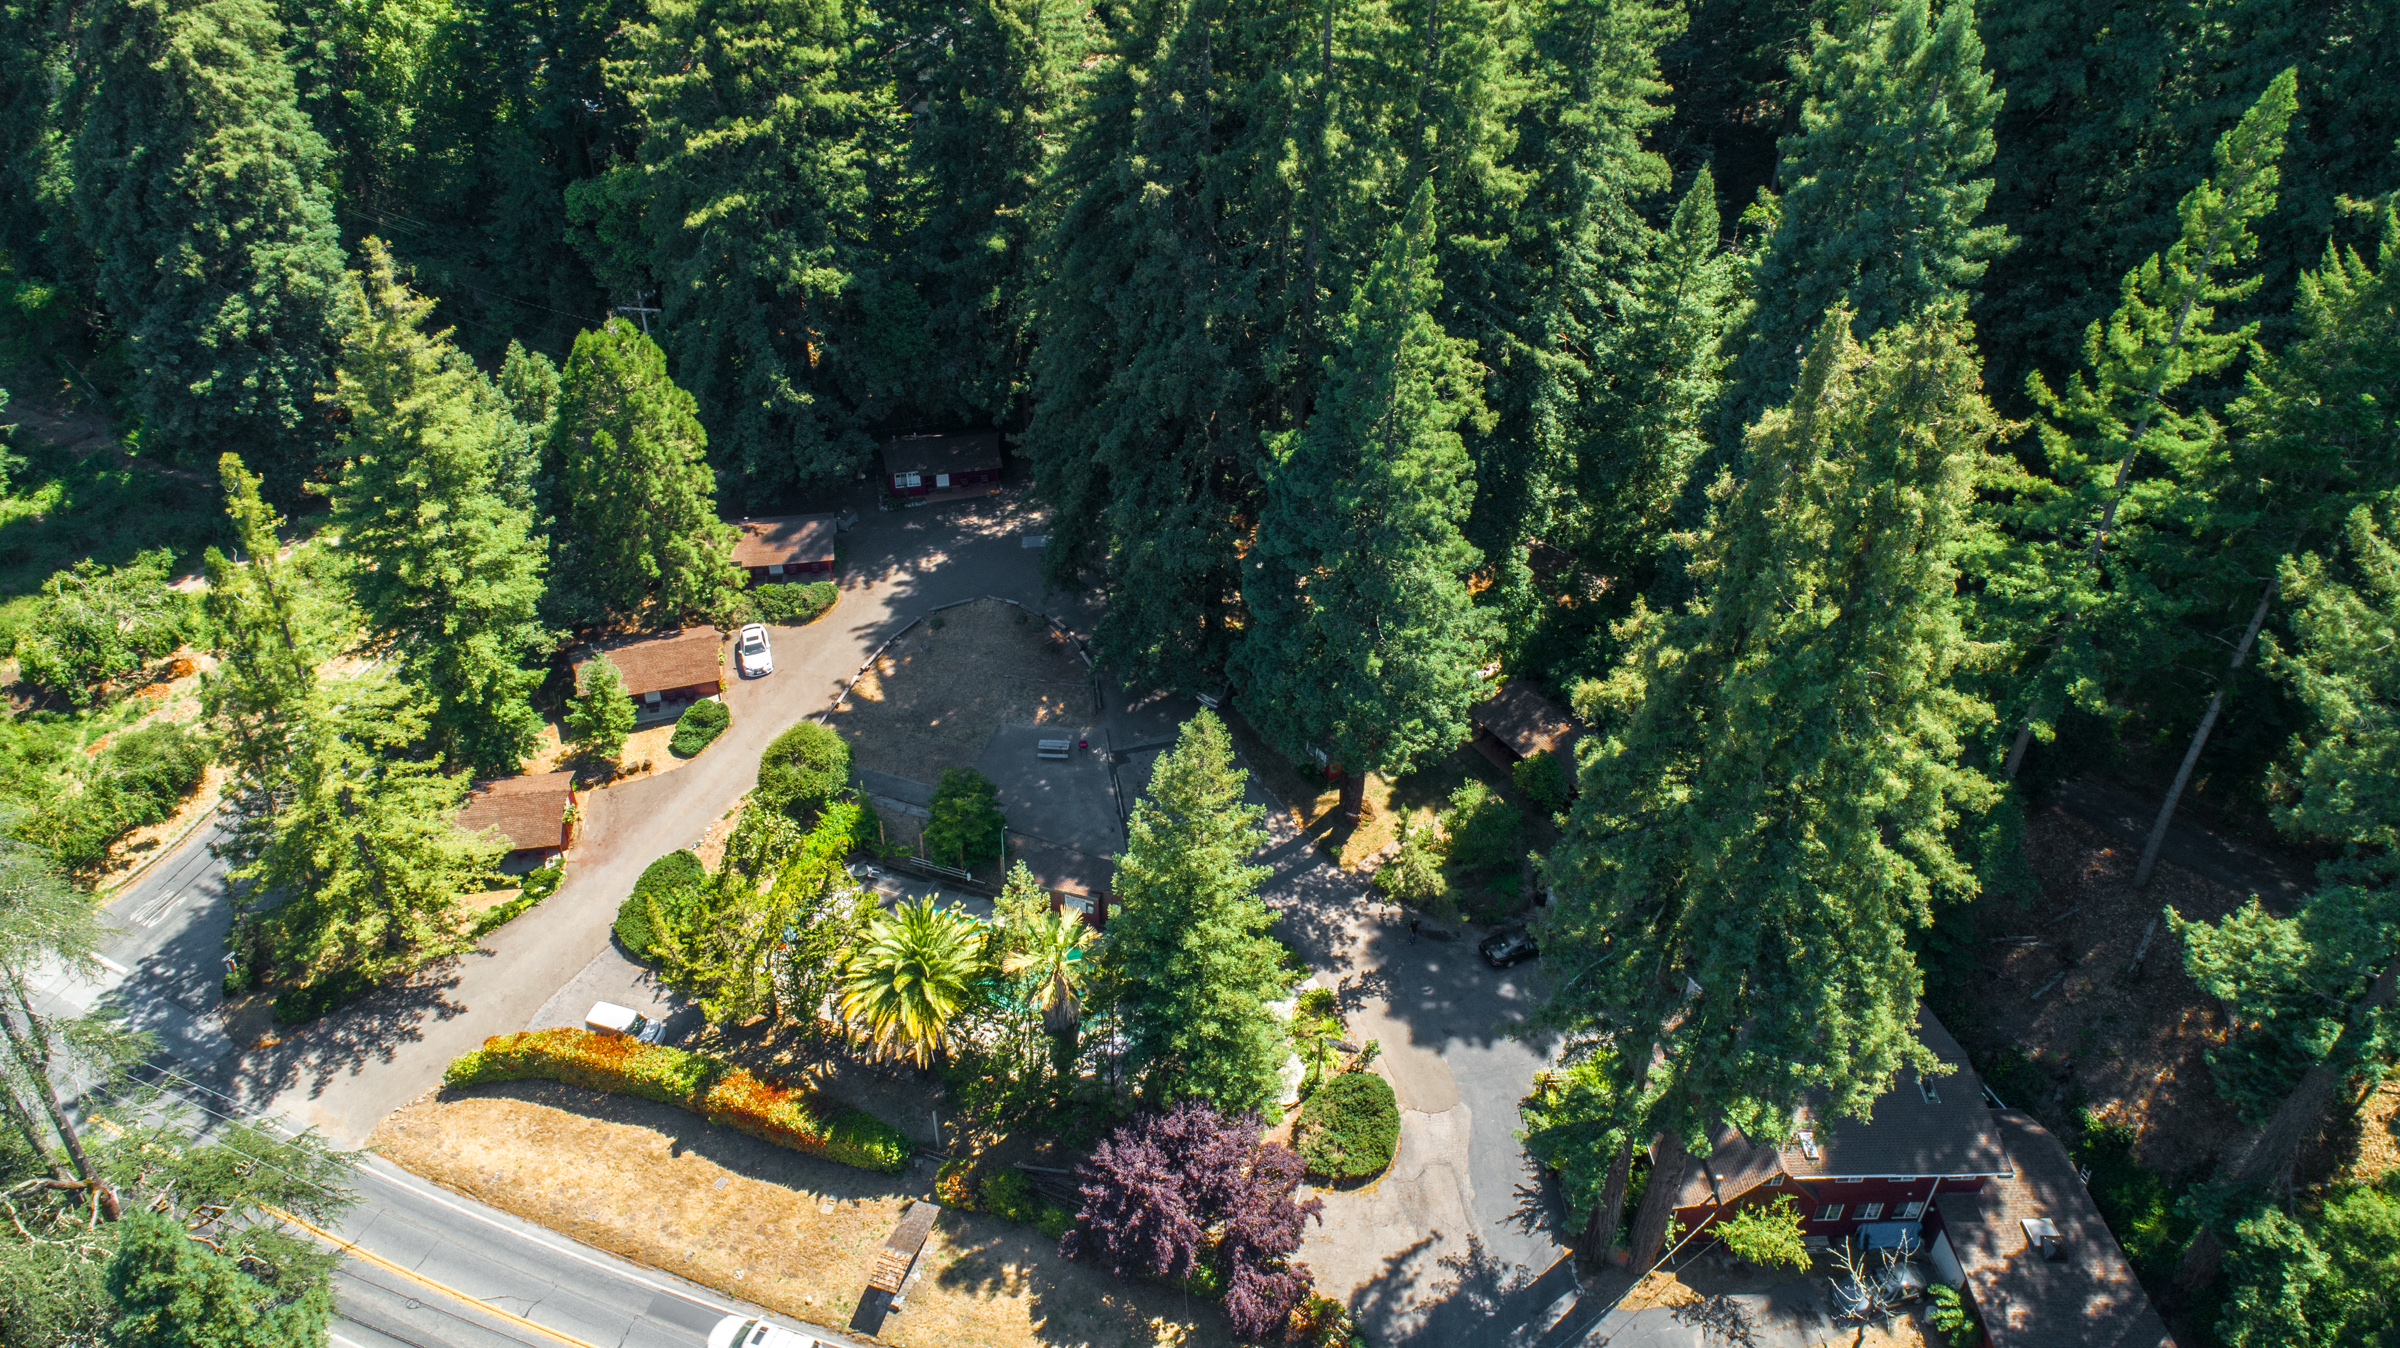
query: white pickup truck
[
  {"left": 585, "top": 1001, "right": 668, "bottom": 1044},
  {"left": 709, "top": 1316, "right": 823, "bottom": 1348}
]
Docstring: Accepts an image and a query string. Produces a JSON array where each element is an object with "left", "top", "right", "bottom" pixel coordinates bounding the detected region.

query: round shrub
[
  {"left": 519, "top": 864, "right": 565, "bottom": 903},
  {"left": 1296, "top": 1072, "right": 1399, "bottom": 1181},
  {"left": 669, "top": 698, "right": 730, "bottom": 756},
  {"left": 615, "top": 849, "right": 706, "bottom": 960},
  {"left": 757, "top": 721, "right": 850, "bottom": 814},
  {"left": 745, "top": 580, "right": 838, "bottom": 626}
]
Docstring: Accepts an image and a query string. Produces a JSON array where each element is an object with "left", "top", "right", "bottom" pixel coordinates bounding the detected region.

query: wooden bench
[
  {"left": 868, "top": 1200, "right": 942, "bottom": 1296},
  {"left": 1036, "top": 738, "right": 1073, "bottom": 760}
]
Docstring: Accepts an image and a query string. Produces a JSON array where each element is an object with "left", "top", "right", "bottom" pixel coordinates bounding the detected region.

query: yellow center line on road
[{"left": 264, "top": 1204, "right": 608, "bottom": 1348}]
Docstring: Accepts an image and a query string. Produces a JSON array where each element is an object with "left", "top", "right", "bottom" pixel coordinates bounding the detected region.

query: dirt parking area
[
  {"left": 373, "top": 1083, "right": 1237, "bottom": 1348},
  {"left": 829, "top": 599, "right": 1092, "bottom": 787}
]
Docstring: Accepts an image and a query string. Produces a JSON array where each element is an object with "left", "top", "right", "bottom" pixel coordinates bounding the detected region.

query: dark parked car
[{"left": 1479, "top": 927, "right": 1539, "bottom": 968}]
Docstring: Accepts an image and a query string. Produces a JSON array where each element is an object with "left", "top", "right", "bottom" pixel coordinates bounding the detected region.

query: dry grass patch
[
  {"left": 374, "top": 1082, "right": 1237, "bottom": 1348},
  {"left": 829, "top": 599, "right": 1089, "bottom": 786}
]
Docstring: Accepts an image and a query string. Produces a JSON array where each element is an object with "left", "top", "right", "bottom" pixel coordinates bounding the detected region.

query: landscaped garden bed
[{"left": 445, "top": 1028, "right": 911, "bottom": 1173}]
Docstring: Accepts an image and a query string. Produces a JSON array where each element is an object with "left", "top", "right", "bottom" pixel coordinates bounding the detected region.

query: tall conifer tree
[
  {"left": 1025, "top": 0, "right": 1285, "bottom": 693},
  {"left": 1567, "top": 168, "right": 1733, "bottom": 596},
  {"left": 1103, "top": 711, "right": 1291, "bottom": 1112},
  {"left": 885, "top": 0, "right": 1091, "bottom": 425},
  {"left": 332, "top": 241, "right": 551, "bottom": 776},
  {"left": 1970, "top": 72, "right": 2297, "bottom": 784},
  {"left": 201, "top": 455, "right": 342, "bottom": 799},
  {"left": 607, "top": 0, "right": 885, "bottom": 489},
  {"left": 1537, "top": 309, "right": 1999, "bottom": 1259},
  {"left": 73, "top": 0, "right": 349, "bottom": 483},
  {"left": 1464, "top": 0, "right": 1681, "bottom": 641},
  {"left": 548, "top": 319, "right": 741, "bottom": 628},
  {"left": 1234, "top": 190, "right": 1496, "bottom": 813},
  {"left": 1714, "top": 0, "right": 2003, "bottom": 447}
]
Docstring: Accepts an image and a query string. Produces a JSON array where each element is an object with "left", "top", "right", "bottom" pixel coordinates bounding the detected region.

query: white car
[
  {"left": 736, "top": 623, "right": 774, "bottom": 677},
  {"left": 709, "top": 1316, "right": 822, "bottom": 1348}
]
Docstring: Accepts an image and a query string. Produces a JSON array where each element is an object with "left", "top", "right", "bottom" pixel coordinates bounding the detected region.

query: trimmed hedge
[
  {"left": 1296, "top": 1072, "right": 1399, "bottom": 1181},
  {"left": 444, "top": 1028, "right": 909, "bottom": 1174},
  {"left": 669, "top": 699, "right": 730, "bottom": 757},
  {"left": 756, "top": 721, "right": 850, "bottom": 815},
  {"left": 745, "top": 580, "right": 838, "bottom": 626},
  {"left": 615, "top": 850, "right": 705, "bottom": 960}
]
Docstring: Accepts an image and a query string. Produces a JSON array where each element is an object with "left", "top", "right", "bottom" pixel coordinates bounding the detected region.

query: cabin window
[
  {"left": 935, "top": 472, "right": 951, "bottom": 488},
  {"left": 896, "top": 471, "right": 922, "bottom": 489},
  {"left": 1816, "top": 1204, "right": 1844, "bottom": 1222},
  {"left": 1899, "top": 1201, "right": 1925, "bottom": 1219},
  {"left": 1858, "top": 1203, "right": 1884, "bottom": 1221}
]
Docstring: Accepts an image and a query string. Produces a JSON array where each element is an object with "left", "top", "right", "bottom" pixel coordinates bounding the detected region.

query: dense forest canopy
[{"left": 0, "top": 0, "right": 2396, "bottom": 1341}]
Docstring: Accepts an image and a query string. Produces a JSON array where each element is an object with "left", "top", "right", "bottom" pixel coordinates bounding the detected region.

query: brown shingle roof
[
  {"left": 1471, "top": 680, "right": 1577, "bottom": 758},
  {"left": 1671, "top": 1010, "right": 2011, "bottom": 1209},
  {"left": 1936, "top": 1112, "right": 2178, "bottom": 1348},
  {"left": 1011, "top": 836, "right": 1110, "bottom": 899},
  {"left": 456, "top": 770, "right": 576, "bottom": 852},
  {"left": 881, "top": 431, "right": 1002, "bottom": 476},
  {"left": 573, "top": 627, "right": 721, "bottom": 698},
  {"left": 732, "top": 515, "right": 836, "bottom": 568}
]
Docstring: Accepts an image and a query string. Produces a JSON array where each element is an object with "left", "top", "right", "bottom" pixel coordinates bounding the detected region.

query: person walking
[{"left": 1407, "top": 915, "right": 1421, "bottom": 945}]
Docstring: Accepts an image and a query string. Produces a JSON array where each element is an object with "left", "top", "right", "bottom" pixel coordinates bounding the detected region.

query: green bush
[
  {"left": 615, "top": 850, "right": 706, "bottom": 960},
  {"left": 14, "top": 550, "right": 192, "bottom": 707},
  {"left": 980, "top": 1170, "right": 1076, "bottom": 1238},
  {"left": 1511, "top": 750, "right": 1571, "bottom": 813},
  {"left": 471, "top": 866, "right": 563, "bottom": 938},
  {"left": 669, "top": 698, "right": 729, "bottom": 756},
  {"left": 24, "top": 721, "right": 213, "bottom": 873},
  {"left": 1441, "top": 780, "right": 1523, "bottom": 876},
  {"left": 2073, "top": 1115, "right": 2194, "bottom": 1280},
  {"left": 520, "top": 864, "right": 566, "bottom": 902},
  {"left": 1295, "top": 1072, "right": 1399, "bottom": 1181},
  {"left": 272, "top": 966, "right": 380, "bottom": 1024},
  {"left": 757, "top": 721, "right": 851, "bottom": 814},
  {"left": 744, "top": 580, "right": 838, "bottom": 626},
  {"left": 1927, "top": 1284, "right": 1980, "bottom": 1347},
  {"left": 923, "top": 767, "right": 1004, "bottom": 869}
]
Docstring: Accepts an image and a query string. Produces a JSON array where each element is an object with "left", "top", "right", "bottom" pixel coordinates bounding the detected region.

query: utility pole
[{"left": 614, "top": 294, "right": 661, "bottom": 337}]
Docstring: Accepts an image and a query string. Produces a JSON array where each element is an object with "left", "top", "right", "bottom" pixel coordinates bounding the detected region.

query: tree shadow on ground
[
  {"left": 927, "top": 1210, "right": 1240, "bottom": 1346},
  {"left": 1673, "top": 1293, "right": 1762, "bottom": 1347},
  {"left": 1351, "top": 1234, "right": 1580, "bottom": 1348},
  {"left": 207, "top": 958, "right": 472, "bottom": 1110}
]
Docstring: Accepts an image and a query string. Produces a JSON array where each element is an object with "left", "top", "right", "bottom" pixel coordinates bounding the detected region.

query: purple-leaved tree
[{"left": 1062, "top": 1101, "right": 1325, "bottom": 1338}]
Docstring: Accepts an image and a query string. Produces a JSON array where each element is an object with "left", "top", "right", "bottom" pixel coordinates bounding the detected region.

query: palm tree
[
  {"left": 1002, "top": 906, "right": 1093, "bottom": 1074},
  {"left": 839, "top": 897, "right": 991, "bottom": 1065}
]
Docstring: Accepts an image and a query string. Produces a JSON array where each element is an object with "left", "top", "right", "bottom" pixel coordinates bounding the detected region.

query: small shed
[
  {"left": 1011, "top": 836, "right": 1112, "bottom": 928},
  {"left": 881, "top": 431, "right": 1002, "bottom": 498},
  {"left": 1469, "top": 679, "right": 1578, "bottom": 769},
  {"left": 574, "top": 627, "right": 722, "bottom": 710},
  {"left": 733, "top": 515, "right": 837, "bottom": 584},
  {"left": 456, "top": 769, "right": 580, "bottom": 860}
]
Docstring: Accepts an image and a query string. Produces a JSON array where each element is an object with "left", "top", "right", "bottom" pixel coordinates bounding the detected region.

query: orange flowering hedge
[{"left": 445, "top": 1028, "right": 908, "bottom": 1174}]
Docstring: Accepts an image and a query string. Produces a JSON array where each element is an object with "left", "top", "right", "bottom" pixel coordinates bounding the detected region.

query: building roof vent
[
  {"left": 1916, "top": 1073, "right": 1942, "bottom": 1105},
  {"left": 2021, "top": 1217, "right": 2066, "bottom": 1261},
  {"left": 1797, "top": 1130, "right": 1820, "bottom": 1161}
]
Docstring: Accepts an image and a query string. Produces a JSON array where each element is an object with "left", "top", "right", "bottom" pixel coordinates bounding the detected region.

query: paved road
[{"left": 44, "top": 488, "right": 1060, "bottom": 1345}]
